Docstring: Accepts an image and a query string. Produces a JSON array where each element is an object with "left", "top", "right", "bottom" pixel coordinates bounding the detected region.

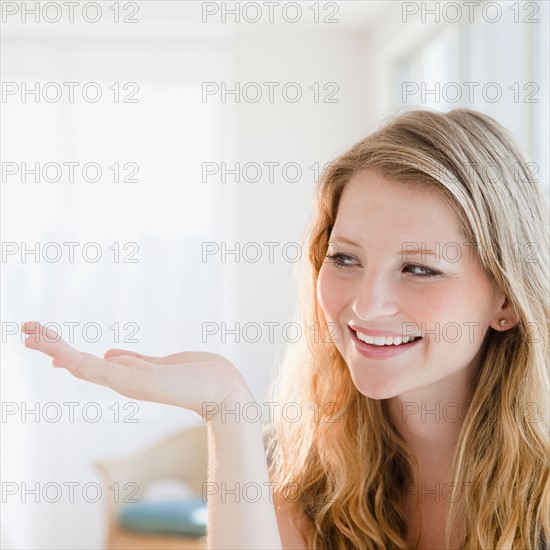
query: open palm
[{"left": 22, "top": 321, "right": 249, "bottom": 419}]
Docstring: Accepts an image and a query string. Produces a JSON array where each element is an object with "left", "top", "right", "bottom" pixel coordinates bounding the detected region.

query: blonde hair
[{"left": 266, "top": 108, "right": 549, "bottom": 549}]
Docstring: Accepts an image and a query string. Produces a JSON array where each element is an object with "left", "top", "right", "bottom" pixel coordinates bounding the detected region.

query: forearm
[{"left": 205, "top": 388, "right": 283, "bottom": 550}]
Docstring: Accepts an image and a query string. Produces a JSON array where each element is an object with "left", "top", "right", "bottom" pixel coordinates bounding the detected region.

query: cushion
[{"left": 119, "top": 498, "right": 207, "bottom": 537}]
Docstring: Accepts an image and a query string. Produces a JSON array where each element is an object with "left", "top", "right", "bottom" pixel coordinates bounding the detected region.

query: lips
[{"left": 348, "top": 327, "right": 422, "bottom": 359}]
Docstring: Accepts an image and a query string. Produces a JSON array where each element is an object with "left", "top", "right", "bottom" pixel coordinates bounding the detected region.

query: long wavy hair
[{"left": 265, "top": 108, "right": 549, "bottom": 549}]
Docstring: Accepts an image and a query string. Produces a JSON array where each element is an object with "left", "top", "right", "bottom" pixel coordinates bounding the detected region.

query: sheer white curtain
[{"left": 1, "top": 27, "right": 233, "bottom": 549}]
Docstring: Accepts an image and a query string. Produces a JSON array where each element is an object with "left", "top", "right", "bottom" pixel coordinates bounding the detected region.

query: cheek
[
  {"left": 405, "top": 286, "right": 450, "bottom": 319},
  {"left": 408, "top": 280, "right": 499, "bottom": 347},
  {"left": 316, "top": 266, "right": 347, "bottom": 322}
]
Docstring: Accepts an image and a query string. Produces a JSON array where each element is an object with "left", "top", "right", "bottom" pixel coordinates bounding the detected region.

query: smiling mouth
[{"left": 352, "top": 329, "right": 421, "bottom": 347}]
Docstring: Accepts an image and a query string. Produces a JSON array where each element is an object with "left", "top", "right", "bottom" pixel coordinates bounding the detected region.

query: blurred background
[{"left": 1, "top": 1, "right": 548, "bottom": 548}]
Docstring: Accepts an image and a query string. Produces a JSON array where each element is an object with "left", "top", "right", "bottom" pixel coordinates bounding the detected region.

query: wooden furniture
[{"left": 95, "top": 425, "right": 208, "bottom": 550}]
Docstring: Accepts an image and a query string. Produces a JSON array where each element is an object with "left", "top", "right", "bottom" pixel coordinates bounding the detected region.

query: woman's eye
[
  {"left": 325, "top": 253, "right": 359, "bottom": 269},
  {"left": 324, "top": 255, "right": 441, "bottom": 276},
  {"left": 404, "top": 264, "right": 441, "bottom": 277}
]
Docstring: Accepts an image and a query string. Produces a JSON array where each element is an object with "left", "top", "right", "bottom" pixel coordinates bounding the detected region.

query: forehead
[{"left": 334, "top": 169, "right": 463, "bottom": 241}]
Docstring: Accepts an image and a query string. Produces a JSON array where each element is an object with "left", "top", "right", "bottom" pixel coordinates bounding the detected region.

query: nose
[{"left": 352, "top": 267, "right": 400, "bottom": 321}]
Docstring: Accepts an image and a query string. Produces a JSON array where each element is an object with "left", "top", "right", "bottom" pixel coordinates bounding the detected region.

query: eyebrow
[{"left": 329, "top": 236, "right": 440, "bottom": 256}]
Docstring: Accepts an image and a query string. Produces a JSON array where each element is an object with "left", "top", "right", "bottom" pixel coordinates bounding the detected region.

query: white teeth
[{"left": 355, "top": 332, "right": 416, "bottom": 346}]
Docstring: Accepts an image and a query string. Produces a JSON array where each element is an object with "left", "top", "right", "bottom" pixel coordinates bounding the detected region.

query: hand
[{"left": 22, "top": 321, "right": 250, "bottom": 419}]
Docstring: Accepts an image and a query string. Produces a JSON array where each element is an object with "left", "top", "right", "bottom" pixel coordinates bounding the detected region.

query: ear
[{"left": 490, "top": 296, "right": 519, "bottom": 332}]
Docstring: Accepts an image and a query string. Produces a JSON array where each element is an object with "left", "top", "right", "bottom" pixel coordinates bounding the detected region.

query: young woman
[{"left": 23, "top": 108, "right": 549, "bottom": 549}]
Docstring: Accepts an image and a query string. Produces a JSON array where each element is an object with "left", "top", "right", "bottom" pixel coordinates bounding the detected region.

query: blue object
[{"left": 119, "top": 498, "right": 207, "bottom": 537}]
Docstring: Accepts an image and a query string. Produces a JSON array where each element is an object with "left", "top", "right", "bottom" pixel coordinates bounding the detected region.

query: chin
[
  {"left": 356, "top": 387, "right": 401, "bottom": 401},
  {"left": 347, "top": 368, "right": 405, "bottom": 400}
]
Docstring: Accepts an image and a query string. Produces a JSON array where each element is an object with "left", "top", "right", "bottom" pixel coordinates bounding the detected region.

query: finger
[
  {"left": 23, "top": 321, "right": 78, "bottom": 358},
  {"left": 104, "top": 348, "right": 146, "bottom": 359},
  {"left": 104, "top": 348, "right": 207, "bottom": 365},
  {"left": 55, "top": 351, "right": 158, "bottom": 398},
  {"left": 103, "top": 348, "right": 165, "bottom": 362}
]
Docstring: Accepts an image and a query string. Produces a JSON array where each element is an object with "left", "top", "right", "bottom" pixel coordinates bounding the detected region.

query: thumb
[{"left": 104, "top": 348, "right": 147, "bottom": 359}]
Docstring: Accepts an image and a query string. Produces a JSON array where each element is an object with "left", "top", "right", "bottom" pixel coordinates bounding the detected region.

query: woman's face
[{"left": 316, "top": 169, "right": 507, "bottom": 400}]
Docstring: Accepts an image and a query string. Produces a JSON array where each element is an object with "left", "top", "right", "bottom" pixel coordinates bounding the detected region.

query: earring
[{"left": 499, "top": 319, "right": 508, "bottom": 327}]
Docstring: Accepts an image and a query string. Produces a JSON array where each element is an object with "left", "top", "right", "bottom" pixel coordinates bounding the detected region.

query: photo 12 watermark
[
  {"left": 403, "top": 480, "right": 538, "bottom": 504},
  {"left": 202, "top": 479, "right": 339, "bottom": 504},
  {"left": 401, "top": 2, "right": 539, "bottom": 24},
  {"left": 401, "top": 401, "right": 542, "bottom": 424},
  {"left": 399, "top": 321, "right": 540, "bottom": 344},
  {"left": 202, "top": 241, "right": 302, "bottom": 264},
  {"left": 5, "top": 320, "right": 140, "bottom": 344},
  {"left": 2, "top": 81, "right": 139, "bottom": 103},
  {"left": 201, "top": 1, "right": 339, "bottom": 24},
  {"left": 1, "top": 2, "right": 140, "bottom": 24},
  {"left": 401, "top": 81, "right": 539, "bottom": 104},
  {"left": 1, "top": 161, "right": 139, "bottom": 184},
  {"left": 201, "top": 321, "right": 339, "bottom": 344},
  {"left": 1, "top": 481, "right": 140, "bottom": 503},
  {"left": 201, "top": 400, "right": 339, "bottom": 424},
  {"left": 2, "top": 400, "right": 140, "bottom": 424},
  {"left": 400, "top": 240, "right": 542, "bottom": 265},
  {"left": 2, "top": 241, "right": 140, "bottom": 264},
  {"left": 201, "top": 161, "right": 333, "bottom": 183},
  {"left": 395, "top": 159, "right": 540, "bottom": 185},
  {"left": 202, "top": 81, "right": 339, "bottom": 103}
]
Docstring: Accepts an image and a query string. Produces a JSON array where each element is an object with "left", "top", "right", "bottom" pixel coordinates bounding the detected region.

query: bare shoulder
[{"left": 273, "top": 490, "right": 310, "bottom": 550}]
